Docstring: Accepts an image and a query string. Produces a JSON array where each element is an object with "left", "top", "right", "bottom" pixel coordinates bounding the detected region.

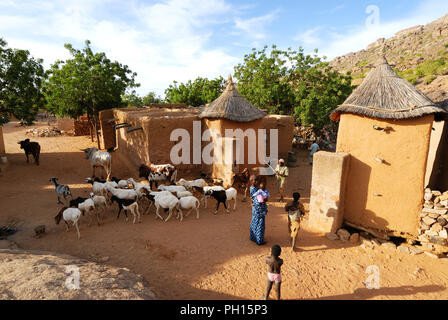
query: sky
[{"left": 1, "top": 0, "right": 448, "bottom": 97}]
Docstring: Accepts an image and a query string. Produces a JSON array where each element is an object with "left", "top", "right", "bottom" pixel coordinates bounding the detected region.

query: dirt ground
[{"left": 2, "top": 121, "right": 448, "bottom": 300}]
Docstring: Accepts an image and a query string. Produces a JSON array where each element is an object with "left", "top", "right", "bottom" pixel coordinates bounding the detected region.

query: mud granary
[{"left": 309, "top": 56, "right": 448, "bottom": 240}]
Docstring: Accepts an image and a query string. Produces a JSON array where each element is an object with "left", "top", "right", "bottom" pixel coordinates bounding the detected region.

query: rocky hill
[
  {"left": 330, "top": 13, "right": 448, "bottom": 105},
  {"left": 0, "top": 246, "right": 157, "bottom": 300}
]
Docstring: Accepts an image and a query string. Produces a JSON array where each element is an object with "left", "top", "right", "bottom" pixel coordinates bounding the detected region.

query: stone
[
  {"left": 397, "top": 245, "right": 410, "bottom": 253},
  {"left": 418, "top": 235, "right": 430, "bottom": 243},
  {"left": 409, "top": 247, "right": 423, "bottom": 255},
  {"left": 431, "top": 223, "right": 443, "bottom": 232},
  {"left": 422, "top": 208, "right": 447, "bottom": 215},
  {"left": 439, "top": 229, "right": 448, "bottom": 239},
  {"left": 424, "top": 251, "right": 439, "bottom": 259},
  {"left": 437, "top": 217, "right": 448, "bottom": 226},
  {"left": 360, "top": 238, "right": 374, "bottom": 249},
  {"left": 432, "top": 191, "right": 442, "bottom": 196},
  {"left": 440, "top": 194, "right": 448, "bottom": 201},
  {"left": 381, "top": 242, "right": 397, "bottom": 250},
  {"left": 419, "top": 222, "right": 430, "bottom": 231},
  {"left": 428, "top": 213, "right": 441, "bottom": 219},
  {"left": 349, "top": 233, "right": 360, "bottom": 244},
  {"left": 428, "top": 236, "right": 447, "bottom": 246},
  {"left": 325, "top": 233, "right": 339, "bottom": 241},
  {"left": 424, "top": 230, "right": 438, "bottom": 237},
  {"left": 371, "top": 239, "right": 381, "bottom": 247},
  {"left": 34, "top": 225, "right": 46, "bottom": 237},
  {"left": 422, "top": 216, "right": 437, "bottom": 226},
  {"left": 422, "top": 242, "right": 434, "bottom": 250},
  {"left": 336, "top": 229, "right": 350, "bottom": 242},
  {"left": 434, "top": 196, "right": 441, "bottom": 204}
]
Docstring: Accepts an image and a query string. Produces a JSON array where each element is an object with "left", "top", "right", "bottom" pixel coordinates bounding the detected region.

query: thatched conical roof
[
  {"left": 331, "top": 57, "right": 446, "bottom": 121},
  {"left": 199, "top": 75, "right": 267, "bottom": 122}
]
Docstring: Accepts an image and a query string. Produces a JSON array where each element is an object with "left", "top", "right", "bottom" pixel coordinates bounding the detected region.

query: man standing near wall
[
  {"left": 309, "top": 139, "right": 320, "bottom": 165},
  {"left": 275, "top": 159, "right": 289, "bottom": 202}
]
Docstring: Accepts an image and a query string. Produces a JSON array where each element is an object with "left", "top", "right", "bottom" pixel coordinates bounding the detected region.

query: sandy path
[{"left": 1, "top": 121, "right": 448, "bottom": 300}]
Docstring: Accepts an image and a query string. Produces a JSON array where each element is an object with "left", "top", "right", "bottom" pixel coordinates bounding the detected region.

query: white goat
[
  {"left": 225, "top": 187, "right": 238, "bottom": 210},
  {"left": 152, "top": 192, "right": 180, "bottom": 222},
  {"left": 89, "top": 192, "right": 107, "bottom": 218},
  {"left": 158, "top": 184, "right": 187, "bottom": 193},
  {"left": 83, "top": 147, "right": 112, "bottom": 181},
  {"left": 177, "top": 178, "right": 207, "bottom": 190},
  {"left": 78, "top": 198, "right": 100, "bottom": 226},
  {"left": 175, "top": 190, "right": 193, "bottom": 198},
  {"left": 177, "top": 196, "right": 200, "bottom": 220},
  {"left": 106, "top": 185, "right": 138, "bottom": 201},
  {"left": 55, "top": 207, "right": 83, "bottom": 239}
]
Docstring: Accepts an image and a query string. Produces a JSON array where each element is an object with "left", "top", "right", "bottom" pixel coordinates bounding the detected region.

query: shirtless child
[{"left": 263, "top": 244, "right": 283, "bottom": 300}]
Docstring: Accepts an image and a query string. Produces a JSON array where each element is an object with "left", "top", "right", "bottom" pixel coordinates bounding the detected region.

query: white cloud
[
  {"left": 234, "top": 9, "right": 280, "bottom": 40},
  {"left": 296, "top": 0, "right": 448, "bottom": 60},
  {"left": 0, "top": 0, "right": 240, "bottom": 97}
]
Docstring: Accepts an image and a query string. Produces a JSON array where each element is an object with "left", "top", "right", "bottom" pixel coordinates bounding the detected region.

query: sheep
[
  {"left": 78, "top": 198, "right": 100, "bottom": 226},
  {"left": 89, "top": 192, "right": 108, "bottom": 218},
  {"left": 193, "top": 185, "right": 225, "bottom": 208},
  {"left": 175, "top": 190, "right": 193, "bottom": 198},
  {"left": 127, "top": 178, "right": 151, "bottom": 194},
  {"left": 18, "top": 138, "right": 40, "bottom": 165},
  {"left": 177, "top": 196, "right": 201, "bottom": 220},
  {"left": 83, "top": 147, "right": 112, "bottom": 181},
  {"left": 94, "top": 176, "right": 128, "bottom": 188},
  {"left": 54, "top": 207, "right": 82, "bottom": 239},
  {"left": 106, "top": 185, "right": 138, "bottom": 200},
  {"left": 49, "top": 177, "right": 72, "bottom": 205},
  {"left": 110, "top": 195, "right": 141, "bottom": 224},
  {"left": 152, "top": 192, "right": 180, "bottom": 222},
  {"left": 157, "top": 184, "right": 187, "bottom": 193},
  {"left": 176, "top": 178, "right": 207, "bottom": 190}
]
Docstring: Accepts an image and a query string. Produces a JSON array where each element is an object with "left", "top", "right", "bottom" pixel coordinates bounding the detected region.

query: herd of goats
[{"left": 13, "top": 139, "right": 261, "bottom": 240}]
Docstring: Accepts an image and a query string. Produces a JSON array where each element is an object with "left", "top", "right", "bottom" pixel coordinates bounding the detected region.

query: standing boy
[
  {"left": 263, "top": 245, "right": 283, "bottom": 300},
  {"left": 275, "top": 159, "right": 289, "bottom": 202}
]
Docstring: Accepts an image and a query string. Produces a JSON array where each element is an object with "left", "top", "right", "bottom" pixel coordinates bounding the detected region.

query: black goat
[
  {"left": 69, "top": 197, "right": 88, "bottom": 209},
  {"left": 205, "top": 190, "right": 229, "bottom": 214},
  {"left": 18, "top": 139, "right": 40, "bottom": 165},
  {"left": 110, "top": 195, "right": 140, "bottom": 223}
]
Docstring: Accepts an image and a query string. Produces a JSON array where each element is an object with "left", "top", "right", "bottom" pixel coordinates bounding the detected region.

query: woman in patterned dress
[{"left": 250, "top": 176, "right": 270, "bottom": 245}]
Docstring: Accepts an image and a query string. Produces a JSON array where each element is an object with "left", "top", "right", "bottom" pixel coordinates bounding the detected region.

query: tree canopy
[
  {"left": 233, "top": 45, "right": 353, "bottom": 127},
  {"left": 164, "top": 76, "right": 226, "bottom": 106},
  {"left": 0, "top": 37, "right": 45, "bottom": 125},
  {"left": 122, "top": 91, "right": 163, "bottom": 107},
  {"left": 44, "top": 40, "right": 138, "bottom": 120}
]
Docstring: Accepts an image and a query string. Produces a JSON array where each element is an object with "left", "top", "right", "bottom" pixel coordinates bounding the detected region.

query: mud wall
[
  {"left": 98, "top": 109, "right": 116, "bottom": 150},
  {"left": 262, "top": 115, "right": 294, "bottom": 161},
  {"left": 308, "top": 151, "right": 350, "bottom": 233},
  {"left": 336, "top": 113, "right": 434, "bottom": 236}
]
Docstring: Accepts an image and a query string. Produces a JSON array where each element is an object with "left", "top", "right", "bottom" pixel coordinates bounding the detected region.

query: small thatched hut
[
  {"left": 330, "top": 56, "right": 447, "bottom": 237},
  {"left": 199, "top": 75, "right": 268, "bottom": 176}
]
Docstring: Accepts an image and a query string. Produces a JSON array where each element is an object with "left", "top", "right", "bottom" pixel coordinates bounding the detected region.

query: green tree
[
  {"left": 164, "top": 76, "right": 225, "bottom": 106},
  {"left": 44, "top": 40, "right": 138, "bottom": 147},
  {"left": 142, "top": 91, "right": 162, "bottom": 105},
  {"left": 122, "top": 91, "right": 143, "bottom": 107},
  {"left": 0, "top": 37, "right": 45, "bottom": 125},
  {"left": 233, "top": 45, "right": 353, "bottom": 127}
]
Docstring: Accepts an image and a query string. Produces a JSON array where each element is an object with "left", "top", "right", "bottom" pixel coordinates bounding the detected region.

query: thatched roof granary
[
  {"left": 327, "top": 56, "right": 447, "bottom": 239},
  {"left": 199, "top": 75, "right": 267, "bottom": 122},
  {"left": 331, "top": 57, "right": 446, "bottom": 121}
]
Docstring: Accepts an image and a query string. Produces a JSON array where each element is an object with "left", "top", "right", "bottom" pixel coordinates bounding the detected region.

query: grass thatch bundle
[
  {"left": 331, "top": 57, "right": 447, "bottom": 121},
  {"left": 199, "top": 75, "right": 267, "bottom": 122}
]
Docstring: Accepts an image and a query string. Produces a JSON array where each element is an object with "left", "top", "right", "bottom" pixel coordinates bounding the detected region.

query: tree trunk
[
  {"left": 94, "top": 113, "right": 101, "bottom": 150},
  {"left": 87, "top": 113, "right": 94, "bottom": 142}
]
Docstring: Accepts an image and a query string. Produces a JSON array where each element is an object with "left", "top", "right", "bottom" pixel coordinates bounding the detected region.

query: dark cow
[{"left": 18, "top": 139, "right": 41, "bottom": 165}]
